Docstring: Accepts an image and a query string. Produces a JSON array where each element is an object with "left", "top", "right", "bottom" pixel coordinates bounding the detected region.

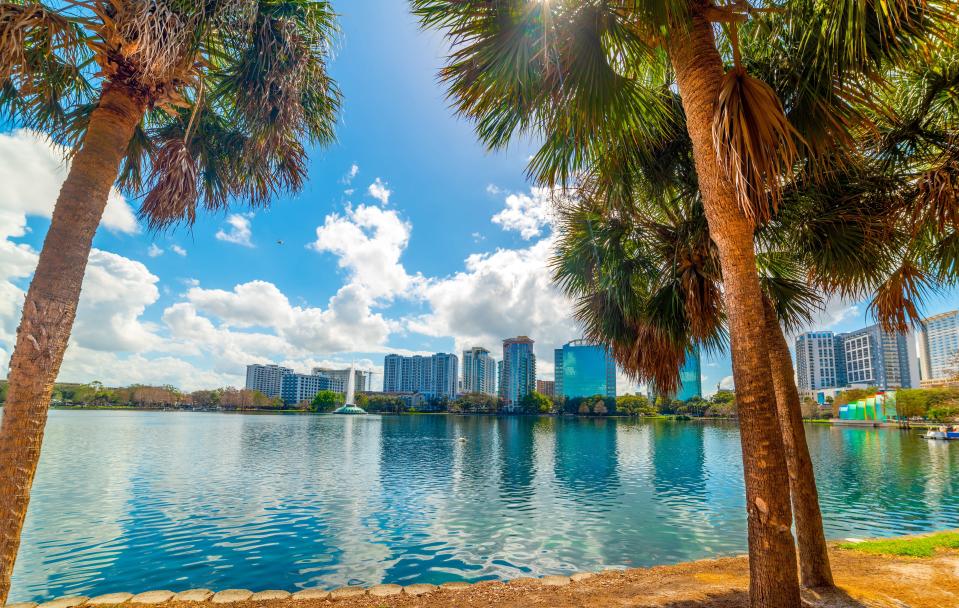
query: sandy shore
[{"left": 18, "top": 542, "right": 959, "bottom": 608}]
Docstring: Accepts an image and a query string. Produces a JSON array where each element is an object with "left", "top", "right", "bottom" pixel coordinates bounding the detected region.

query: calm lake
[{"left": 10, "top": 410, "right": 959, "bottom": 602}]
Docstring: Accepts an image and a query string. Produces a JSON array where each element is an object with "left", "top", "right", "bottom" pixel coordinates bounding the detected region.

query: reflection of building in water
[
  {"left": 553, "top": 418, "right": 620, "bottom": 501},
  {"left": 651, "top": 423, "right": 706, "bottom": 499},
  {"left": 374, "top": 416, "right": 458, "bottom": 583},
  {"left": 497, "top": 417, "right": 537, "bottom": 502}
]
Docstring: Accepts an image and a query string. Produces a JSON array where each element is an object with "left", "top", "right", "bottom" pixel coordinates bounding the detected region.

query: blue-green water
[{"left": 10, "top": 411, "right": 959, "bottom": 602}]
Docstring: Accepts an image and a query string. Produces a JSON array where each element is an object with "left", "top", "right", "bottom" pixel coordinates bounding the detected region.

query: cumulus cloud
[
  {"left": 170, "top": 244, "right": 187, "bottom": 256},
  {"left": 491, "top": 186, "right": 562, "bottom": 240},
  {"left": 408, "top": 236, "right": 579, "bottom": 375},
  {"left": 215, "top": 214, "right": 254, "bottom": 247},
  {"left": 310, "top": 204, "right": 419, "bottom": 300},
  {"left": 367, "top": 178, "right": 391, "bottom": 205},
  {"left": 719, "top": 375, "right": 735, "bottom": 390},
  {"left": 148, "top": 244, "right": 163, "bottom": 257},
  {"left": 0, "top": 129, "right": 138, "bottom": 234},
  {"left": 72, "top": 250, "right": 162, "bottom": 352}
]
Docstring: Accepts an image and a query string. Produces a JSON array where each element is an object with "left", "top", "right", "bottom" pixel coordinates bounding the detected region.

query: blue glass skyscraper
[
  {"left": 676, "top": 348, "right": 702, "bottom": 401},
  {"left": 554, "top": 340, "right": 616, "bottom": 399}
]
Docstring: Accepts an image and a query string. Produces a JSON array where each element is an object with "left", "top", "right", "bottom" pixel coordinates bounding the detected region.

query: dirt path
[{"left": 144, "top": 544, "right": 957, "bottom": 608}]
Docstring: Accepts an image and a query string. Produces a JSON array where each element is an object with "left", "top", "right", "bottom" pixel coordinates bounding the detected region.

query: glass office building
[
  {"left": 555, "top": 340, "right": 616, "bottom": 399},
  {"left": 676, "top": 348, "right": 702, "bottom": 401}
]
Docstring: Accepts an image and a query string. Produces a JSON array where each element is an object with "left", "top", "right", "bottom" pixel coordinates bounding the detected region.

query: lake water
[{"left": 9, "top": 410, "right": 959, "bottom": 602}]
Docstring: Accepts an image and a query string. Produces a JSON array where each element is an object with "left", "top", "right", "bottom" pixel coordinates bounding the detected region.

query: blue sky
[{"left": 1, "top": 1, "right": 957, "bottom": 395}]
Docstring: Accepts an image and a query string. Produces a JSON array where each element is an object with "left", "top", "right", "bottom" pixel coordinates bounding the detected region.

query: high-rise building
[
  {"left": 554, "top": 340, "right": 616, "bottom": 399},
  {"left": 501, "top": 336, "right": 536, "bottom": 411},
  {"left": 536, "top": 379, "right": 555, "bottom": 397},
  {"left": 793, "top": 325, "right": 917, "bottom": 392},
  {"left": 311, "top": 367, "right": 369, "bottom": 393},
  {"left": 676, "top": 348, "right": 702, "bottom": 401},
  {"left": 245, "top": 364, "right": 292, "bottom": 398},
  {"left": 554, "top": 348, "right": 564, "bottom": 398},
  {"left": 462, "top": 347, "right": 496, "bottom": 395},
  {"left": 917, "top": 310, "right": 959, "bottom": 385},
  {"left": 795, "top": 332, "right": 845, "bottom": 393},
  {"left": 839, "top": 324, "right": 917, "bottom": 389},
  {"left": 382, "top": 353, "right": 459, "bottom": 400},
  {"left": 280, "top": 373, "right": 338, "bottom": 406}
]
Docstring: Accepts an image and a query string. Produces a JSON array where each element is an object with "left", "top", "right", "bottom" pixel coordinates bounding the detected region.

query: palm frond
[
  {"left": 868, "top": 259, "right": 937, "bottom": 332},
  {"left": 712, "top": 68, "right": 803, "bottom": 223}
]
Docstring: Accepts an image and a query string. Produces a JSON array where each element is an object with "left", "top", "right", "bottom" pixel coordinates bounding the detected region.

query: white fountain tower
[{"left": 333, "top": 361, "right": 367, "bottom": 414}]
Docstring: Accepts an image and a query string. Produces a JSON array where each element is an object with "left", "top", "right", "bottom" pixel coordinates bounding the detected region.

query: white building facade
[
  {"left": 383, "top": 353, "right": 459, "bottom": 400},
  {"left": 917, "top": 310, "right": 959, "bottom": 385},
  {"left": 462, "top": 347, "right": 496, "bottom": 395},
  {"left": 245, "top": 364, "right": 293, "bottom": 398}
]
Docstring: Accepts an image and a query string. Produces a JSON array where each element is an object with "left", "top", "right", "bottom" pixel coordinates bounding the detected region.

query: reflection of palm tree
[{"left": 0, "top": 2, "right": 340, "bottom": 599}]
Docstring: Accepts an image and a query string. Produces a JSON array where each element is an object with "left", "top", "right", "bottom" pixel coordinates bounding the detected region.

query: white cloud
[
  {"left": 719, "top": 375, "right": 735, "bottom": 390},
  {"left": 342, "top": 163, "right": 359, "bottom": 184},
  {"left": 310, "top": 204, "right": 419, "bottom": 300},
  {"left": 0, "top": 129, "right": 138, "bottom": 235},
  {"left": 186, "top": 280, "right": 295, "bottom": 329},
  {"left": 71, "top": 250, "right": 162, "bottom": 352},
  {"left": 148, "top": 244, "right": 163, "bottom": 257},
  {"left": 367, "top": 178, "right": 391, "bottom": 205},
  {"left": 170, "top": 244, "right": 187, "bottom": 256},
  {"left": 215, "top": 214, "right": 254, "bottom": 247},
  {"left": 491, "top": 186, "right": 563, "bottom": 240},
  {"left": 408, "top": 236, "right": 579, "bottom": 376}
]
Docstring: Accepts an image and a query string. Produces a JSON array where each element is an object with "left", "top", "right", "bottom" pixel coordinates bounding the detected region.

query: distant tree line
[
  {"left": 0, "top": 381, "right": 285, "bottom": 411},
  {"left": 0, "top": 380, "right": 750, "bottom": 419}
]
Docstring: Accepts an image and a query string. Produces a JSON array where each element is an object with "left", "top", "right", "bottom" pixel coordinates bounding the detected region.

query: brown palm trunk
[
  {"left": 0, "top": 84, "right": 145, "bottom": 604},
  {"left": 762, "top": 301, "right": 834, "bottom": 588},
  {"left": 667, "top": 4, "right": 801, "bottom": 607}
]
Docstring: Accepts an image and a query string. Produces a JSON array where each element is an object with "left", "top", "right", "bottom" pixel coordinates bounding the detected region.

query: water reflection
[{"left": 9, "top": 411, "right": 959, "bottom": 602}]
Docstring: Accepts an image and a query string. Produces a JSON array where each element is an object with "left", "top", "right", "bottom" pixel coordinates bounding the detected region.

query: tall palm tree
[
  {"left": 550, "top": 26, "right": 957, "bottom": 582},
  {"left": 0, "top": 1, "right": 340, "bottom": 601},
  {"left": 413, "top": 2, "right": 948, "bottom": 604},
  {"left": 551, "top": 180, "right": 885, "bottom": 590}
]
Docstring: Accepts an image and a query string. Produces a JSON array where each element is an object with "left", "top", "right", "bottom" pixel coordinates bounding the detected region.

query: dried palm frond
[
  {"left": 0, "top": 2, "right": 86, "bottom": 82},
  {"left": 868, "top": 260, "right": 936, "bottom": 333},
  {"left": 914, "top": 156, "right": 959, "bottom": 230},
  {"left": 139, "top": 137, "right": 198, "bottom": 230},
  {"left": 712, "top": 67, "right": 803, "bottom": 223},
  {"left": 611, "top": 319, "right": 686, "bottom": 396}
]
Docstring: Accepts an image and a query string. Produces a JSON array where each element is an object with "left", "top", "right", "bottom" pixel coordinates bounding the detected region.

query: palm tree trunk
[
  {"left": 762, "top": 300, "right": 834, "bottom": 589},
  {"left": 667, "top": 5, "right": 801, "bottom": 607},
  {"left": 0, "top": 83, "right": 146, "bottom": 604}
]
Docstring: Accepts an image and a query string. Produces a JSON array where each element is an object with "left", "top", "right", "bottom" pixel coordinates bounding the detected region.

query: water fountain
[{"left": 332, "top": 362, "right": 367, "bottom": 414}]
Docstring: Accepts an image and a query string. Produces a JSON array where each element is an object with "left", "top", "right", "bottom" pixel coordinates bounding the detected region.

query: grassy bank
[{"left": 839, "top": 530, "right": 959, "bottom": 557}]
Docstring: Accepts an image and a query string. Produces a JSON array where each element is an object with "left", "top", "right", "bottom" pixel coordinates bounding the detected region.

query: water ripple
[{"left": 9, "top": 412, "right": 959, "bottom": 602}]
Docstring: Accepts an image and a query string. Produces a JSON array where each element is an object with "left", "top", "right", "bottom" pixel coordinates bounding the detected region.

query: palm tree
[
  {"left": 413, "top": 2, "right": 948, "bottom": 604},
  {"left": 550, "top": 29, "right": 957, "bottom": 582},
  {"left": 0, "top": 1, "right": 340, "bottom": 600}
]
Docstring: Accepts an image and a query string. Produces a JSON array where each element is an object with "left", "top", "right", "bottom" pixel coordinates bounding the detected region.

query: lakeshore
[{"left": 12, "top": 538, "right": 959, "bottom": 608}]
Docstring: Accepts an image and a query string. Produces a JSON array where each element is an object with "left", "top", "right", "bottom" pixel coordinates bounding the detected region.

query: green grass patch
[{"left": 838, "top": 531, "right": 959, "bottom": 557}]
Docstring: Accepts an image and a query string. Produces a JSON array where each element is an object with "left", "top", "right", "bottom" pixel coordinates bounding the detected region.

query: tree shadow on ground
[{"left": 644, "top": 587, "right": 871, "bottom": 608}]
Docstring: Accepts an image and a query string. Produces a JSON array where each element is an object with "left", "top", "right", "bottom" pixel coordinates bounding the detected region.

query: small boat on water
[{"left": 924, "top": 425, "right": 959, "bottom": 440}]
